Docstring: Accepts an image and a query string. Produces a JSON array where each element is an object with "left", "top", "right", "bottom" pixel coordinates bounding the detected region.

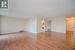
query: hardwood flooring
[{"left": 0, "top": 32, "right": 74, "bottom": 50}]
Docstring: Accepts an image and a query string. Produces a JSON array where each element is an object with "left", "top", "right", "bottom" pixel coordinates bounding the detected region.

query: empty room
[{"left": 0, "top": 0, "right": 75, "bottom": 50}]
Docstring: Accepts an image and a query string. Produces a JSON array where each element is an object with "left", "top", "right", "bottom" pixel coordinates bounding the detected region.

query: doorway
[
  {"left": 66, "top": 16, "right": 75, "bottom": 48},
  {"left": 46, "top": 20, "right": 52, "bottom": 32}
]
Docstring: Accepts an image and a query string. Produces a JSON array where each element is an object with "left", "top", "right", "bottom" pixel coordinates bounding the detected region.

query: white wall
[
  {"left": 1, "top": 16, "right": 26, "bottom": 33},
  {"left": 0, "top": 16, "right": 42, "bottom": 34},
  {"left": 25, "top": 17, "right": 37, "bottom": 33},
  {"left": 37, "top": 17, "right": 41, "bottom": 33},
  {"left": 0, "top": 16, "right": 66, "bottom": 33},
  {"left": 46, "top": 16, "right": 66, "bottom": 33},
  {"left": 0, "top": 16, "right": 1, "bottom": 33},
  {"left": 22, "top": 16, "right": 46, "bottom": 33}
]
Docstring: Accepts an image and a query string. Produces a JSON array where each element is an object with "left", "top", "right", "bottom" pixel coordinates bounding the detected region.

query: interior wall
[
  {"left": 1, "top": 16, "right": 26, "bottom": 34},
  {"left": 46, "top": 16, "right": 66, "bottom": 33},
  {"left": 0, "top": 16, "right": 66, "bottom": 34},
  {"left": 25, "top": 17, "right": 47, "bottom": 33},
  {"left": 25, "top": 17, "right": 37, "bottom": 33},
  {"left": 0, "top": 16, "right": 43, "bottom": 34},
  {"left": 0, "top": 16, "right": 1, "bottom": 33},
  {"left": 37, "top": 17, "right": 42, "bottom": 33}
]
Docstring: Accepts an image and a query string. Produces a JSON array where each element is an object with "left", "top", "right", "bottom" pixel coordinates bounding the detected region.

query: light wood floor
[{"left": 0, "top": 32, "right": 74, "bottom": 50}]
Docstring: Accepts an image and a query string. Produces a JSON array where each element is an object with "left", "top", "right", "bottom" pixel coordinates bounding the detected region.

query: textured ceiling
[{"left": 0, "top": 0, "right": 75, "bottom": 18}]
